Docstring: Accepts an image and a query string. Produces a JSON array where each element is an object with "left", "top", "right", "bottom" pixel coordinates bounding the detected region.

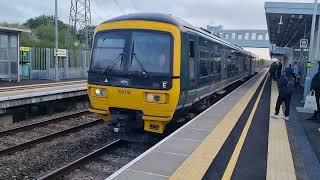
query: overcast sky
[{"left": 0, "top": 0, "right": 313, "bottom": 29}]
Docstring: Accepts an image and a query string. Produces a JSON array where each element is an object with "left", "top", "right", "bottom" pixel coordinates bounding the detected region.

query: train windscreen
[{"left": 91, "top": 30, "right": 173, "bottom": 76}]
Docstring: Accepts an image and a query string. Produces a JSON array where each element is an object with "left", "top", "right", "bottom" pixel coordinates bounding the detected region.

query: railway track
[
  {"left": 0, "top": 110, "right": 89, "bottom": 137},
  {"left": 39, "top": 139, "right": 123, "bottom": 180},
  {"left": 0, "top": 111, "right": 103, "bottom": 156},
  {"left": 39, "top": 140, "right": 151, "bottom": 180}
]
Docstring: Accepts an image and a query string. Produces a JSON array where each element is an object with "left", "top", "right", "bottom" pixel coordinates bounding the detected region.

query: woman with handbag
[{"left": 307, "top": 67, "right": 320, "bottom": 121}]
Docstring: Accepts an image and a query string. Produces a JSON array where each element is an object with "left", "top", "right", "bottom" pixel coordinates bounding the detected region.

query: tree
[
  {"left": 24, "top": 15, "right": 68, "bottom": 30},
  {"left": 21, "top": 15, "right": 70, "bottom": 48},
  {"left": 1, "top": 15, "right": 92, "bottom": 49}
]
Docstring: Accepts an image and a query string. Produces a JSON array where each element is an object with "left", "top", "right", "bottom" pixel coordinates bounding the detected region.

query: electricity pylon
[{"left": 66, "top": 0, "right": 92, "bottom": 49}]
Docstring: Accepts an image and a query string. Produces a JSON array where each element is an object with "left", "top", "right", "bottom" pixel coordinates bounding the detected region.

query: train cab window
[{"left": 189, "top": 41, "right": 195, "bottom": 58}]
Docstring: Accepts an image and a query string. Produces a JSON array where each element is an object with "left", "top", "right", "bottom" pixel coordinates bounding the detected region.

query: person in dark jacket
[
  {"left": 271, "top": 69, "right": 294, "bottom": 120},
  {"left": 307, "top": 67, "right": 320, "bottom": 121},
  {"left": 270, "top": 62, "right": 277, "bottom": 81},
  {"left": 286, "top": 64, "right": 294, "bottom": 80},
  {"left": 277, "top": 62, "right": 282, "bottom": 80}
]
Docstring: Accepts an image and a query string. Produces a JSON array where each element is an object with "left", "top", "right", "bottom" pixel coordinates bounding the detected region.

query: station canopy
[{"left": 265, "top": 2, "right": 316, "bottom": 49}]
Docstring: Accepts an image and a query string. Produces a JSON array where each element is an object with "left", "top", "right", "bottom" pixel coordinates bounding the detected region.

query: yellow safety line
[
  {"left": 222, "top": 75, "right": 267, "bottom": 179},
  {"left": 169, "top": 70, "right": 268, "bottom": 180},
  {"left": 266, "top": 81, "right": 296, "bottom": 180}
]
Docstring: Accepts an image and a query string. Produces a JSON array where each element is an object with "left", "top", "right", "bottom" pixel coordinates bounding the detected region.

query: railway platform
[
  {"left": 106, "top": 70, "right": 320, "bottom": 180},
  {"left": 0, "top": 79, "right": 87, "bottom": 117}
]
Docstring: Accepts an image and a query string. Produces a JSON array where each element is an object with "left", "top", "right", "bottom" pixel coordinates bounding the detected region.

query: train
[{"left": 87, "top": 13, "right": 259, "bottom": 142}]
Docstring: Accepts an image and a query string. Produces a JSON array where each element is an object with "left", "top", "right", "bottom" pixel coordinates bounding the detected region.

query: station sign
[
  {"left": 20, "top": 47, "right": 30, "bottom": 52},
  {"left": 54, "top": 48, "right": 67, "bottom": 57},
  {"left": 300, "top": 39, "right": 308, "bottom": 49}
]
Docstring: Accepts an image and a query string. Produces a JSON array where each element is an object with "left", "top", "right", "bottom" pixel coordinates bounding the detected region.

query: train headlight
[
  {"left": 94, "top": 88, "right": 107, "bottom": 97},
  {"left": 145, "top": 93, "right": 167, "bottom": 104}
]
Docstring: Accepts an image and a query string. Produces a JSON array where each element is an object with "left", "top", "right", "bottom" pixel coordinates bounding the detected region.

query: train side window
[
  {"left": 189, "top": 41, "right": 195, "bottom": 58},
  {"left": 189, "top": 58, "right": 195, "bottom": 79},
  {"left": 189, "top": 40, "right": 195, "bottom": 79}
]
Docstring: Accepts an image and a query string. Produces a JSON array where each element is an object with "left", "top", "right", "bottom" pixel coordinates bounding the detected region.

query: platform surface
[
  {"left": 0, "top": 78, "right": 85, "bottom": 88},
  {"left": 106, "top": 70, "right": 320, "bottom": 180},
  {"left": 0, "top": 80, "right": 87, "bottom": 111}
]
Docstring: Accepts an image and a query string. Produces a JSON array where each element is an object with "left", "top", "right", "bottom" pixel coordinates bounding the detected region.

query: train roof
[
  {"left": 101, "top": 13, "right": 255, "bottom": 57},
  {"left": 102, "top": 13, "right": 192, "bottom": 27}
]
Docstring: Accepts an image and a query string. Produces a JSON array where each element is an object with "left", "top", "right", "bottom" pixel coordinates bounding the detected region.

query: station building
[
  {"left": 0, "top": 26, "right": 30, "bottom": 82},
  {"left": 265, "top": 1, "right": 320, "bottom": 90}
]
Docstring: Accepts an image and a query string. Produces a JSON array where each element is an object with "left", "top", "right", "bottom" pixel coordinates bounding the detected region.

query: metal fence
[{"left": 19, "top": 48, "right": 90, "bottom": 80}]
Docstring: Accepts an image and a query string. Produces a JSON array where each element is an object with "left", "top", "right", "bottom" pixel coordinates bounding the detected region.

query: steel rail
[
  {"left": 38, "top": 139, "right": 123, "bottom": 180},
  {"left": 0, "top": 110, "right": 89, "bottom": 137},
  {"left": 0, "top": 119, "right": 104, "bottom": 156}
]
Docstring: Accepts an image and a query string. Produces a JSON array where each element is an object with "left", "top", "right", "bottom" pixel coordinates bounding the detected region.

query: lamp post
[{"left": 55, "top": 0, "right": 59, "bottom": 81}]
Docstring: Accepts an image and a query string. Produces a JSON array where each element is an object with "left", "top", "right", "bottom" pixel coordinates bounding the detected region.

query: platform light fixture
[{"left": 278, "top": 15, "right": 283, "bottom": 25}]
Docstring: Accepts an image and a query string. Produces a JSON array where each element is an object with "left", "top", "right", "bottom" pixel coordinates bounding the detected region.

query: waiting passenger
[
  {"left": 270, "top": 62, "right": 277, "bottom": 81},
  {"left": 277, "top": 62, "right": 282, "bottom": 80},
  {"left": 307, "top": 66, "right": 320, "bottom": 122},
  {"left": 271, "top": 69, "right": 294, "bottom": 120},
  {"left": 286, "top": 64, "right": 294, "bottom": 80},
  {"left": 293, "top": 61, "right": 299, "bottom": 87}
]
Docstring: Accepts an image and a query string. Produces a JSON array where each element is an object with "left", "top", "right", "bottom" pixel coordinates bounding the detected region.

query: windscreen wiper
[
  {"left": 104, "top": 52, "right": 124, "bottom": 74},
  {"left": 130, "top": 42, "right": 151, "bottom": 77}
]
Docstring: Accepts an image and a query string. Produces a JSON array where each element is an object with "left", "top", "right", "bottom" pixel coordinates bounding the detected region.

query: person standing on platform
[
  {"left": 277, "top": 61, "right": 282, "bottom": 80},
  {"left": 286, "top": 64, "right": 294, "bottom": 81},
  {"left": 307, "top": 66, "right": 320, "bottom": 121},
  {"left": 271, "top": 69, "right": 294, "bottom": 120},
  {"left": 270, "top": 62, "right": 277, "bottom": 81},
  {"left": 293, "top": 61, "right": 299, "bottom": 87}
]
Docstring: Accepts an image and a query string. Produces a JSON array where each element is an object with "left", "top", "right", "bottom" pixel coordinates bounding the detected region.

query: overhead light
[{"left": 278, "top": 15, "right": 283, "bottom": 25}]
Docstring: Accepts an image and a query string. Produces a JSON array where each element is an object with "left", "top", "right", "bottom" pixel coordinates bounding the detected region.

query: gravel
[
  {"left": 64, "top": 142, "right": 152, "bottom": 180},
  {"left": 0, "top": 113, "right": 99, "bottom": 150},
  {"left": 0, "top": 109, "right": 92, "bottom": 131},
  {"left": 0, "top": 118, "right": 115, "bottom": 179}
]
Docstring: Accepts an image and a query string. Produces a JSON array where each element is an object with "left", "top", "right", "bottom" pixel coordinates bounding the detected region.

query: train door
[{"left": 184, "top": 34, "right": 198, "bottom": 107}]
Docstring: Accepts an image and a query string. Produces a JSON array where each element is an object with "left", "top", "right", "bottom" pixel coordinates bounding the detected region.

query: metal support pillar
[
  {"left": 65, "top": 51, "right": 69, "bottom": 78},
  {"left": 17, "top": 33, "right": 20, "bottom": 82},
  {"left": 7, "top": 43, "right": 11, "bottom": 82},
  {"left": 55, "top": 0, "right": 59, "bottom": 81},
  {"left": 303, "top": 0, "right": 318, "bottom": 99}
]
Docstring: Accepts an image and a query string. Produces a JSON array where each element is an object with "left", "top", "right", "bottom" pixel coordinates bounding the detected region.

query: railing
[{"left": 19, "top": 48, "right": 90, "bottom": 80}]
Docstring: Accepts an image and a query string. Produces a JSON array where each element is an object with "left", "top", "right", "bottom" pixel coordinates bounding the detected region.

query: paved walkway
[{"left": 107, "top": 71, "right": 320, "bottom": 180}]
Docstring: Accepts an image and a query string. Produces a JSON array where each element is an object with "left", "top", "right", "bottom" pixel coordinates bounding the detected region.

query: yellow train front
[
  {"left": 88, "top": 13, "right": 181, "bottom": 142},
  {"left": 88, "top": 13, "right": 257, "bottom": 142}
]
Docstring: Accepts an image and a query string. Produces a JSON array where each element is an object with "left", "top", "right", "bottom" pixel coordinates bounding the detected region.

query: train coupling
[{"left": 107, "top": 108, "right": 144, "bottom": 133}]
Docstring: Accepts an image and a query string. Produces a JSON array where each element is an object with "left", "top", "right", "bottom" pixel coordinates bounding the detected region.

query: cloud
[{"left": 1, "top": 0, "right": 310, "bottom": 29}]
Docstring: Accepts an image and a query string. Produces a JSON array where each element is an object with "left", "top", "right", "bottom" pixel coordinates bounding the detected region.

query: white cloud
[{"left": 0, "top": 0, "right": 313, "bottom": 29}]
